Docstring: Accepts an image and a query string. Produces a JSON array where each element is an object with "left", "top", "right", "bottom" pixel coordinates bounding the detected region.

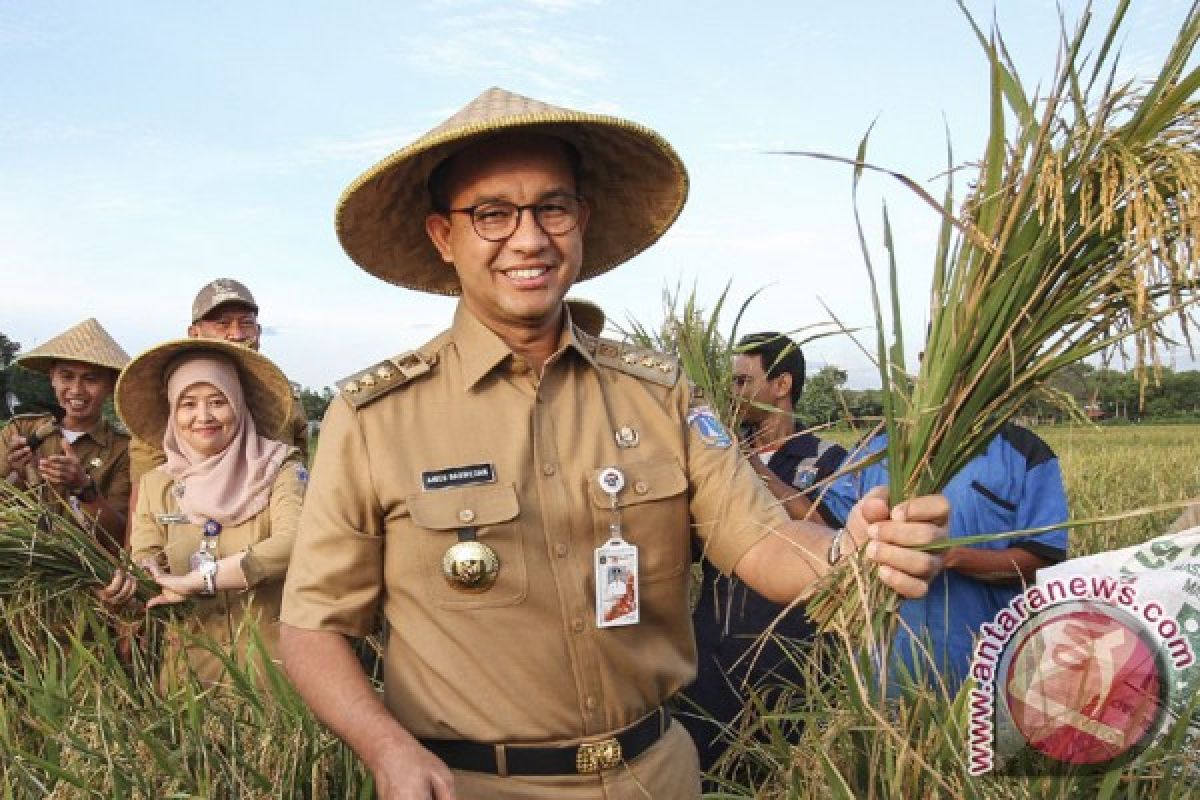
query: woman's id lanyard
[
  {"left": 594, "top": 467, "right": 639, "bottom": 628},
  {"left": 189, "top": 519, "right": 221, "bottom": 573}
]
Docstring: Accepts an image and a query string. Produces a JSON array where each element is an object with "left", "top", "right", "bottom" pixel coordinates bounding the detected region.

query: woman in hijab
[{"left": 100, "top": 339, "right": 305, "bottom": 685}]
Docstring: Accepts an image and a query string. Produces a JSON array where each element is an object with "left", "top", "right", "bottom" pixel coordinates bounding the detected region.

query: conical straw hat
[
  {"left": 116, "top": 339, "right": 293, "bottom": 446},
  {"left": 565, "top": 297, "right": 606, "bottom": 336},
  {"left": 16, "top": 318, "right": 131, "bottom": 375},
  {"left": 336, "top": 86, "right": 689, "bottom": 295}
]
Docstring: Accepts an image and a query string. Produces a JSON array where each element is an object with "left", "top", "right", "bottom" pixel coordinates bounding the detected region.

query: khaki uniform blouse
[
  {"left": 131, "top": 454, "right": 305, "bottom": 684},
  {"left": 282, "top": 304, "right": 789, "bottom": 745},
  {"left": 1, "top": 413, "right": 131, "bottom": 540}
]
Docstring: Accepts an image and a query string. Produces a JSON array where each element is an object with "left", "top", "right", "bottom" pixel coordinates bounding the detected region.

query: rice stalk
[
  {"left": 797, "top": 0, "right": 1200, "bottom": 636},
  {"left": 0, "top": 481, "right": 159, "bottom": 607}
]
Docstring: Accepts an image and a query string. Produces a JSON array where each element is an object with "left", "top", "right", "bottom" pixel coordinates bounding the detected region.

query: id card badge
[{"left": 595, "top": 539, "right": 640, "bottom": 628}]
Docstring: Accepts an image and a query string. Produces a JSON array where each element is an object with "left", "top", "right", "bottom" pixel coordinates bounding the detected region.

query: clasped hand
[{"left": 845, "top": 485, "right": 948, "bottom": 598}]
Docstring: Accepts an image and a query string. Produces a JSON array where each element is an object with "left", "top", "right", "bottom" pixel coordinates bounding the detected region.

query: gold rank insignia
[{"left": 338, "top": 349, "right": 435, "bottom": 408}]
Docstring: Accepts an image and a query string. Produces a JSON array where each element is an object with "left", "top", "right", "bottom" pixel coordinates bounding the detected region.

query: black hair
[
  {"left": 426, "top": 134, "right": 584, "bottom": 212},
  {"left": 736, "top": 332, "right": 806, "bottom": 406}
]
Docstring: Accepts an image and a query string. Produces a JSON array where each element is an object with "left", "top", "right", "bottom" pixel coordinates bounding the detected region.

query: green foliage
[
  {"left": 3, "top": 366, "right": 57, "bottom": 420},
  {"left": 795, "top": 365, "right": 848, "bottom": 427},
  {"left": 297, "top": 386, "right": 335, "bottom": 423}
]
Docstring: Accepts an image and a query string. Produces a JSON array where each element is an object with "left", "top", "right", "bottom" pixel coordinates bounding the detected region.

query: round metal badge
[
  {"left": 441, "top": 540, "right": 501, "bottom": 592},
  {"left": 598, "top": 466, "right": 626, "bottom": 496}
]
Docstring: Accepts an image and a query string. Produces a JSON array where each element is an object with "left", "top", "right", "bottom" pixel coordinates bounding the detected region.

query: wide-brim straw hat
[
  {"left": 15, "top": 318, "right": 130, "bottom": 375},
  {"left": 336, "top": 86, "right": 689, "bottom": 295},
  {"left": 565, "top": 297, "right": 605, "bottom": 336},
  {"left": 115, "top": 339, "right": 293, "bottom": 445}
]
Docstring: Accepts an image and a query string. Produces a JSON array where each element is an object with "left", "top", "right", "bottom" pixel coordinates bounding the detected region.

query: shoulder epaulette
[
  {"left": 338, "top": 350, "right": 437, "bottom": 409},
  {"left": 588, "top": 335, "right": 680, "bottom": 388}
]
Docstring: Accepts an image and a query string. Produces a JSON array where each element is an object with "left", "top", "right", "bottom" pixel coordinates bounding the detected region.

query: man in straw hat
[
  {"left": 280, "top": 87, "right": 948, "bottom": 799},
  {"left": 126, "top": 278, "right": 310, "bottom": 525},
  {"left": 1, "top": 318, "right": 131, "bottom": 544}
]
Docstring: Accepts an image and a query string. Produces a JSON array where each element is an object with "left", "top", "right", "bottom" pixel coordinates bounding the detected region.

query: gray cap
[{"left": 191, "top": 278, "right": 258, "bottom": 323}]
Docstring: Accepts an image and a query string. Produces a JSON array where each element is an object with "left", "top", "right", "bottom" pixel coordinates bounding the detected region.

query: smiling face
[
  {"left": 424, "top": 133, "right": 590, "bottom": 339},
  {"left": 173, "top": 382, "right": 237, "bottom": 458},
  {"left": 188, "top": 303, "right": 262, "bottom": 351},
  {"left": 50, "top": 361, "right": 115, "bottom": 430}
]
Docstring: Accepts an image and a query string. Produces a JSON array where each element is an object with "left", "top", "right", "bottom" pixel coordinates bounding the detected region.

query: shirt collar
[
  {"left": 452, "top": 301, "right": 599, "bottom": 391},
  {"left": 66, "top": 417, "right": 113, "bottom": 447}
]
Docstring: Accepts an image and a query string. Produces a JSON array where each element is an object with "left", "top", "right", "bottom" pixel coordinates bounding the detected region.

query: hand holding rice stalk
[
  {"left": 0, "top": 481, "right": 160, "bottom": 606},
  {"left": 793, "top": 1, "right": 1200, "bottom": 636}
]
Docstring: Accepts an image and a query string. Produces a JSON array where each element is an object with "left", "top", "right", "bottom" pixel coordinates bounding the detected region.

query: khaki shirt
[
  {"left": 131, "top": 453, "right": 305, "bottom": 684},
  {"left": 1, "top": 413, "right": 131, "bottom": 539},
  {"left": 129, "top": 394, "right": 309, "bottom": 487},
  {"left": 282, "top": 303, "right": 787, "bottom": 744}
]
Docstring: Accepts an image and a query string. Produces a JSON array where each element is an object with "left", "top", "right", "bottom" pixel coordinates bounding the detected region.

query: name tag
[
  {"left": 155, "top": 512, "right": 189, "bottom": 525},
  {"left": 421, "top": 463, "right": 496, "bottom": 490}
]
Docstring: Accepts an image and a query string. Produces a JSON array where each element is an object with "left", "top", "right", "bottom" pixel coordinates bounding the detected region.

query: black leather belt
[{"left": 420, "top": 706, "right": 670, "bottom": 776}]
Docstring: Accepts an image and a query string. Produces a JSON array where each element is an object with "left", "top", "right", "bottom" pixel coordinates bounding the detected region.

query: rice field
[{"left": 3, "top": 423, "right": 1200, "bottom": 798}]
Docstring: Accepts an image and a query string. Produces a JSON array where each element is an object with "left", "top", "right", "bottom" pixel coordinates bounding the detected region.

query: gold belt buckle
[{"left": 575, "top": 736, "right": 622, "bottom": 773}]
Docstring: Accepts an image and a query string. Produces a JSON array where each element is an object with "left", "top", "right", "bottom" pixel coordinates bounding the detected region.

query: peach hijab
[{"left": 160, "top": 353, "right": 290, "bottom": 526}]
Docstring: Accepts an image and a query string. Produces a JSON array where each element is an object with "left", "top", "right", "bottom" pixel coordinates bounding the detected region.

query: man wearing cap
[
  {"left": 280, "top": 88, "right": 947, "bottom": 799},
  {"left": 127, "top": 278, "right": 310, "bottom": 498},
  {"left": 1, "top": 318, "right": 131, "bottom": 544}
]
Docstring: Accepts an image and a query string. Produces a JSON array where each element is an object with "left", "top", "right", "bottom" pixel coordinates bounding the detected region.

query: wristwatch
[
  {"left": 828, "top": 528, "right": 847, "bottom": 566},
  {"left": 198, "top": 559, "right": 219, "bottom": 596}
]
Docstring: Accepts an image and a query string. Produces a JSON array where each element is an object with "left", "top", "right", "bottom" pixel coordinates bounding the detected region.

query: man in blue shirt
[{"left": 823, "top": 424, "right": 1069, "bottom": 693}]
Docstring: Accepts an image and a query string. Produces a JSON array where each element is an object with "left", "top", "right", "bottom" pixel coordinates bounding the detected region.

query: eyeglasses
[{"left": 446, "top": 194, "right": 585, "bottom": 242}]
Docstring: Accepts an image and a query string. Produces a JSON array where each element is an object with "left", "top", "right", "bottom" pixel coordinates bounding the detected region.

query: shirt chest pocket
[
  {"left": 587, "top": 459, "right": 689, "bottom": 581},
  {"left": 406, "top": 482, "right": 527, "bottom": 610},
  {"left": 965, "top": 479, "right": 1018, "bottom": 537}
]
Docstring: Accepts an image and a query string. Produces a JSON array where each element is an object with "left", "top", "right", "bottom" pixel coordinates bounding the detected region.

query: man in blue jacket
[{"left": 823, "top": 424, "right": 1069, "bottom": 693}]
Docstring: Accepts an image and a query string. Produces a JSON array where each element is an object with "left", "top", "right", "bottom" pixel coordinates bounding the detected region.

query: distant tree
[
  {"left": 0, "top": 332, "right": 18, "bottom": 367},
  {"left": 299, "top": 386, "right": 336, "bottom": 422},
  {"left": 796, "top": 365, "right": 847, "bottom": 426},
  {"left": 0, "top": 331, "right": 20, "bottom": 420},
  {"left": 4, "top": 365, "right": 57, "bottom": 418}
]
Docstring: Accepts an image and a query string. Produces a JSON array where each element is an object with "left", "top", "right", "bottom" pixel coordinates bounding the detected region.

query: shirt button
[
  {"left": 634, "top": 481, "right": 649, "bottom": 495},
  {"left": 542, "top": 463, "right": 557, "bottom": 477},
  {"left": 554, "top": 542, "right": 568, "bottom": 557},
  {"left": 458, "top": 509, "right": 476, "bottom": 524},
  {"left": 572, "top": 618, "right": 585, "bottom": 633}
]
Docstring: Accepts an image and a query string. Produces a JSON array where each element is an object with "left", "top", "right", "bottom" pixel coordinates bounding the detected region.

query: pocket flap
[
  {"left": 587, "top": 459, "right": 687, "bottom": 508},
  {"left": 407, "top": 483, "right": 520, "bottom": 531}
]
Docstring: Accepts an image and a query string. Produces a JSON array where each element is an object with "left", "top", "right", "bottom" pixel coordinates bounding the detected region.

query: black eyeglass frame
[{"left": 443, "top": 194, "right": 586, "bottom": 242}]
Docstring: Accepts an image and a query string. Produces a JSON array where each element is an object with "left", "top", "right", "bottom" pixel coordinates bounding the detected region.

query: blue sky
[{"left": 2, "top": 0, "right": 1193, "bottom": 389}]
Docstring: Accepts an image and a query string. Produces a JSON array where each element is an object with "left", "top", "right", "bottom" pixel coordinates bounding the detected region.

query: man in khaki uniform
[
  {"left": 1, "top": 318, "right": 131, "bottom": 545},
  {"left": 127, "top": 279, "right": 310, "bottom": 512},
  {"left": 280, "top": 88, "right": 948, "bottom": 800}
]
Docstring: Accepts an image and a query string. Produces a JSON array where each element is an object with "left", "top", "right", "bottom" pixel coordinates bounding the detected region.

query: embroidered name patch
[
  {"left": 421, "top": 463, "right": 497, "bottom": 490},
  {"left": 686, "top": 406, "right": 732, "bottom": 449}
]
